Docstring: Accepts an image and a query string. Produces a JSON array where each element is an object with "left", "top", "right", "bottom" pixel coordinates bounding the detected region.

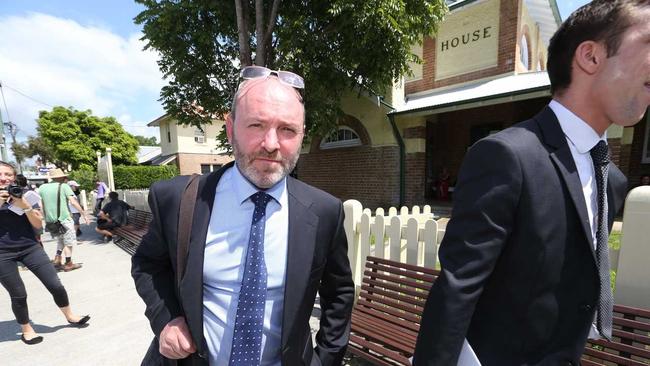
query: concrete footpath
[{"left": 0, "top": 222, "right": 152, "bottom": 366}]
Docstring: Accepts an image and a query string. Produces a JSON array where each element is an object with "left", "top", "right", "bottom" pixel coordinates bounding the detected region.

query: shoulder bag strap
[
  {"left": 176, "top": 174, "right": 200, "bottom": 289},
  {"left": 56, "top": 183, "right": 62, "bottom": 221}
]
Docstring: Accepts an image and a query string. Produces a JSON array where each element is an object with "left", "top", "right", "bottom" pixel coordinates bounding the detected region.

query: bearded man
[{"left": 132, "top": 67, "right": 354, "bottom": 366}]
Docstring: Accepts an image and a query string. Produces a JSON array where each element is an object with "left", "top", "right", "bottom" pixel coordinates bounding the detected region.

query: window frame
[
  {"left": 194, "top": 127, "right": 206, "bottom": 144},
  {"left": 320, "top": 126, "right": 362, "bottom": 149},
  {"left": 519, "top": 34, "right": 530, "bottom": 70}
]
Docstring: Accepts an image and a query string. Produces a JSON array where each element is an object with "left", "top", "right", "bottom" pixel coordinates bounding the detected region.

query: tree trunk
[
  {"left": 262, "top": 0, "right": 281, "bottom": 66},
  {"left": 234, "top": 0, "right": 252, "bottom": 66},
  {"left": 255, "top": 0, "right": 265, "bottom": 65}
]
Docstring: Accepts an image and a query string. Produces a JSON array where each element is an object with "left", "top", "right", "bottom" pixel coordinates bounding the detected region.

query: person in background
[
  {"left": 39, "top": 169, "right": 89, "bottom": 271},
  {"left": 66, "top": 180, "right": 83, "bottom": 237},
  {"left": 95, "top": 191, "right": 134, "bottom": 242},
  {"left": 0, "top": 161, "right": 90, "bottom": 345},
  {"left": 640, "top": 174, "right": 650, "bottom": 186},
  {"left": 94, "top": 179, "right": 109, "bottom": 214}
]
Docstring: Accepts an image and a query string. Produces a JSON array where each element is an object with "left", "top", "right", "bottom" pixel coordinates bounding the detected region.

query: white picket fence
[{"left": 343, "top": 199, "right": 443, "bottom": 287}]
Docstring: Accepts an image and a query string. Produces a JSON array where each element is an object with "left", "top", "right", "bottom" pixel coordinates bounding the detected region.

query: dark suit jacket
[
  {"left": 413, "top": 107, "right": 627, "bottom": 366},
  {"left": 132, "top": 162, "right": 354, "bottom": 366}
]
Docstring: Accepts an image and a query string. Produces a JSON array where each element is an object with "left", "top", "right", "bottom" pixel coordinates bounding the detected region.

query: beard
[{"left": 232, "top": 135, "right": 300, "bottom": 189}]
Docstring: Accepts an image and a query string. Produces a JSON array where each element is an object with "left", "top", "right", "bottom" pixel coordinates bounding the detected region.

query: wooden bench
[
  {"left": 348, "top": 257, "right": 650, "bottom": 366},
  {"left": 581, "top": 304, "right": 650, "bottom": 366},
  {"left": 112, "top": 209, "right": 152, "bottom": 255},
  {"left": 348, "top": 256, "right": 440, "bottom": 366}
]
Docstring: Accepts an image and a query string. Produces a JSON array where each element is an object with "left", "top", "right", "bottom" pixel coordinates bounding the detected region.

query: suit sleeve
[
  {"left": 131, "top": 183, "right": 182, "bottom": 338},
  {"left": 315, "top": 201, "right": 355, "bottom": 366},
  {"left": 413, "top": 137, "right": 522, "bottom": 365}
]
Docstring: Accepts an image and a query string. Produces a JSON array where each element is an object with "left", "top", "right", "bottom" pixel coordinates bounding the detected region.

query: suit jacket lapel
[
  {"left": 281, "top": 178, "right": 318, "bottom": 348},
  {"left": 537, "top": 107, "right": 597, "bottom": 261},
  {"left": 181, "top": 161, "right": 234, "bottom": 352}
]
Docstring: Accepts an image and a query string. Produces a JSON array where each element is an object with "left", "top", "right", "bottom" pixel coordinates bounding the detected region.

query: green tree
[
  {"left": 10, "top": 142, "right": 29, "bottom": 169},
  {"left": 135, "top": 0, "right": 446, "bottom": 137},
  {"left": 25, "top": 136, "right": 57, "bottom": 165},
  {"left": 134, "top": 135, "right": 159, "bottom": 146},
  {"left": 37, "top": 106, "right": 139, "bottom": 170}
]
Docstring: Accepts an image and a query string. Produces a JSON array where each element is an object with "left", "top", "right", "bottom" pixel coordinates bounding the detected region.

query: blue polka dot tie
[
  {"left": 590, "top": 140, "right": 613, "bottom": 340},
  {"left": 229, "top": 191, "right": 271, "bottom": 366}
]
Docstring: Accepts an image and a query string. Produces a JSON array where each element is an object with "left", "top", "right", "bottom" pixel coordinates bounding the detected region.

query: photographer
[{"left": 0, "top": 161, "right": 90, "bottom": 345}]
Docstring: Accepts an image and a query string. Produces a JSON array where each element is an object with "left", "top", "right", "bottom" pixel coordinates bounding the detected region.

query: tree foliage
[
  {"left": 11, "top": 136, "right": 58, "bottom": 167},
  {"left": 134, "top": 135, "right": 159, "bottom": 146},
  {"left": 135, "top": 0, "right": 446, "bottom": 137},
  {"left": 10, "top": 142, "right": 29, "bottom": 166},
  {"left": 37, "top": 106, "right": 139, "bottom": 170}
]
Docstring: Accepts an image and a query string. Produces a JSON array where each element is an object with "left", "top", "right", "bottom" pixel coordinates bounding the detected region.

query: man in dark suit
[
  {"left": 132, "top": 68, "right": 354, "bottom": 366},
  {"left": 413, "top": 1, "right": 650, "bottom": 365}
]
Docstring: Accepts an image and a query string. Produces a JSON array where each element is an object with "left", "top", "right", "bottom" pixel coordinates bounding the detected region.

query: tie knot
[
  {"left": 590, "top": 140, "right": 609, "bottom": 166},
  {"left": 250, "top": 191, "right": 271, "bottom": 209}
]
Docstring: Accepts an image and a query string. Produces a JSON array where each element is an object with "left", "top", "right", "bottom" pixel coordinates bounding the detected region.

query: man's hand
[{"left": 159, "top": 316, "right": 196, "bottom": 359}]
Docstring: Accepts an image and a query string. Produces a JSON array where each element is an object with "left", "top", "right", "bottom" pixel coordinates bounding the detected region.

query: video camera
[{"left": 6, "top": 184, "right": 24, "bottom": 198}]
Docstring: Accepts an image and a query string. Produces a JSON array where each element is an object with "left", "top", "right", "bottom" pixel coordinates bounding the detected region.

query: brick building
[
  {"left": 297, "top": 0, "right": 650, "bottom": 209},
  {"left": 146, "top": 114, "right": 233, "bottom": 175}
]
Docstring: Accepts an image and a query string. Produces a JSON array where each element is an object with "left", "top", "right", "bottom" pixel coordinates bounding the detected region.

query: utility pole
[
  {"left": 5, "top": 122, "right": 20, "bottom": 172},
  {"left": 0, "top": 81, "right": 8, "bottom": 162},
  {"left": 0, "top": 109, "right": 7, "bottom": 162}
]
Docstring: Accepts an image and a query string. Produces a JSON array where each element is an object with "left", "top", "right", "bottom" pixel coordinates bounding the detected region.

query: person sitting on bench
[{"left": 95, "top": 192, "right": 133, "bottom": 242}]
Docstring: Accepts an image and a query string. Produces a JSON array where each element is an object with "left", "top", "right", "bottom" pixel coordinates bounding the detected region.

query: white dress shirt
[
  {"left": 203, "top": 165, "right": 289, "bottom": 365},
  {"left": 549, "top": 100, "right": 607, "bottom": 339}
]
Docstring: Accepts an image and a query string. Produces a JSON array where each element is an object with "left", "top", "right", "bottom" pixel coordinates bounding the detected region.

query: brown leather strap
[{"left": 176, "top": 174, "right": 200, "bottom": 289}]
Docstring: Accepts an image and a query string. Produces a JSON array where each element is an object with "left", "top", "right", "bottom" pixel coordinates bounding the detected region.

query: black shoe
[
  {"left": 21, "top": 334, "right": 43, "bottom": 345},
  {"left": 68, "top": 315, "right": 91, "bottom": 327}
]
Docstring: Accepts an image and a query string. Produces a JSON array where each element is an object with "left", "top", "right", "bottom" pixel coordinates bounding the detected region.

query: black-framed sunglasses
[{"left": 240, "top": 66, "right": 305, "bottom": 89}]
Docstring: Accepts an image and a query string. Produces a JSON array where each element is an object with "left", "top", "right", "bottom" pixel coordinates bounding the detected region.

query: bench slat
[
  {"left": 582, "top": 346, "right": 649, "bottom": 366},
  {"left": 349, "top": 334, "right": 411, "bottom": 366}
]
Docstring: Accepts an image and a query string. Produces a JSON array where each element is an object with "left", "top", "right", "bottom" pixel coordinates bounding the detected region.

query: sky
[{"left": 0, "top": 0, "right": 590, "bottom": 163}]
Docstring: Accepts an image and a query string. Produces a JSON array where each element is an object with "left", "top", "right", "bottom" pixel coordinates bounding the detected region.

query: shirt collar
[
  {"left": 549, "top": 100, "right": 607, "bottom": 154},
  {"left": 232, "top": 163, "right": 286, "bottom": 207}
]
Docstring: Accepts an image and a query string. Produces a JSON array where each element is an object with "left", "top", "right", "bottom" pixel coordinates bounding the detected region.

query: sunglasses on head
[{"left": 239, "top": 66, "right": 305, "bottom": 89}]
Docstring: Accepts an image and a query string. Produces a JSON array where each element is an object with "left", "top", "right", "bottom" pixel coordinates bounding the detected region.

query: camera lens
[{"left": 8, "top": 184, "right": 23, "bottom": 198}]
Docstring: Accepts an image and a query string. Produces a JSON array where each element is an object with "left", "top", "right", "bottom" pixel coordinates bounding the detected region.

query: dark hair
[
  {"left": 16, "top": 174, "right": 28, "bottom": 188},
  {"left": 108, "top": 191, "right": 119, "bottom": 200},
  {"left": 547, "top": 0, "right": 649, "bottom": 95}
]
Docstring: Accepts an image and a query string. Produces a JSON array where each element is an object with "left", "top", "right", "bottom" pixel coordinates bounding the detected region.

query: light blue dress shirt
[{"left": 203, "top": 165, "right": 289, "bottom": 365}]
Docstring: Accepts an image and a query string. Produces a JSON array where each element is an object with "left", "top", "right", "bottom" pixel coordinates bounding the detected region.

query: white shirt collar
[
  {"left": 231, "top": 163, "right": 286, "bottom": 207},
  {"left": 549, "top": 99, "right": 607, "bottom": 154}
]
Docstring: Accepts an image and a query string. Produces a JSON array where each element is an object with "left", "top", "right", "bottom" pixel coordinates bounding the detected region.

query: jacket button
[
  {"left": 198, "top": 351, "right": 206, "bottom": 359},
  {"left": 580, "top": 304, "right": 592, "bottom": 312}
]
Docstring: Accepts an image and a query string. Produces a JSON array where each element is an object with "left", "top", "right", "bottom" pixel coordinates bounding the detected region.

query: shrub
[
  {"left": 113, "top": 165, "right": 179, "bottom": 189},
  {"left": 68, "top": 167, "right": 96, "bottom": 192}
]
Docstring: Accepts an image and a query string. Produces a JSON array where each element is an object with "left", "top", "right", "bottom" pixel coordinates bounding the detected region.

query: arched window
[
  {"left": 520, "top": 34, "right": 530, "bottom": 70},
  {"left": 320, "top": 126, "right": 362, "bottom": 149}
]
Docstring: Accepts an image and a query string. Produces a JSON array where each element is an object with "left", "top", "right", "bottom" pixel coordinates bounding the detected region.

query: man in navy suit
[
  {"left": 132, "top": 67, "right": 354, "bottom": 366},
  {"left": 414, "top": 1, "right": 650, "bottom": 365}
]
